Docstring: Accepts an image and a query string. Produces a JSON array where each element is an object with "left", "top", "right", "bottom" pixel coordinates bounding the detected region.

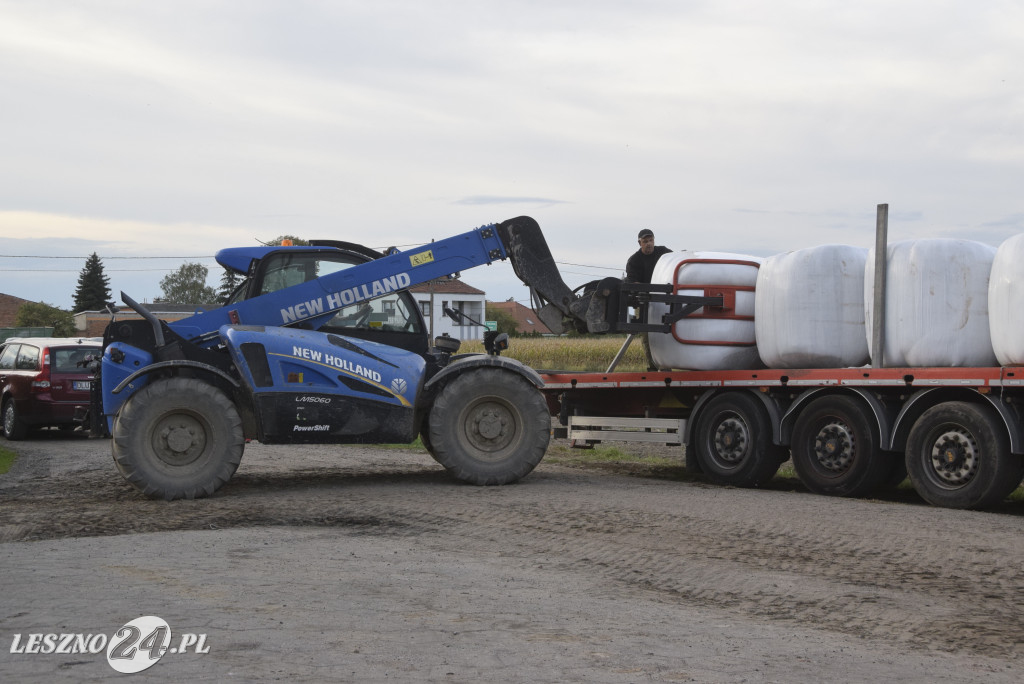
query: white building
[{"left": 408, "top": 276, "right": 487, "bottom": 341}]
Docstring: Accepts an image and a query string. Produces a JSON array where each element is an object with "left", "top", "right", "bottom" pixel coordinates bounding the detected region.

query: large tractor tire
[
  {"left": 111, "top": 377, "right": 245, "bottom": 500},
  {"left": 427, "top": 368, "right": 550, "bottom": 485}
]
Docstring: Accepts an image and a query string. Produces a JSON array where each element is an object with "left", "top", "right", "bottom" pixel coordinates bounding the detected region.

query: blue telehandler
[{"left": 95, "top": 216, "right": 593, "bottom": 499}]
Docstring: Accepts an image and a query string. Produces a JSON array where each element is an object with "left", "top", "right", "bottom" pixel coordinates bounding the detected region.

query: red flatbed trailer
[{"left": 538, "top": 365, "right": 1024, "bottom": 510}]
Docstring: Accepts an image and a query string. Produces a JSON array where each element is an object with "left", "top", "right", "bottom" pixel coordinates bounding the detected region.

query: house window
[{"left": 420, "top": 301, "right": 431, "bottom": 318}]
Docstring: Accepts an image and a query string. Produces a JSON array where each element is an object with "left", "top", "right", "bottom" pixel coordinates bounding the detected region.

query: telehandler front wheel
[
  {"left": 112, "top": 377, "right": 244, "bottom": 500},
  {"left": 427, "top": 368, "right": 550, "bottom": 485}
]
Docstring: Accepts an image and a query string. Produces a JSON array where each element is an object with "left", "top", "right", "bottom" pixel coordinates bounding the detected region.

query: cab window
[
  {"left": 325, "top": 293, "right": 422, "bottom": 334},
  {"left": 256, "top": 252, "right": 423, "bottom": 334},
  {"left": 258, "top": 254, "right": 351, "bottom": 297}
]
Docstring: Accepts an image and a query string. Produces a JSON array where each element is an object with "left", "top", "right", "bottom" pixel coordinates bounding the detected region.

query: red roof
[
  {"left": 408, "top": 276, "right": 484, "bottom": 295},
  {"left": 487, "top": 300, "right": 553, "bottom": 334}
]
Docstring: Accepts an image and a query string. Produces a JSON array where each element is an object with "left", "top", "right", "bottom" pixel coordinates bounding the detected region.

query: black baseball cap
[{"left": 637, "top": 229, "right": 653, "bottom": 239}]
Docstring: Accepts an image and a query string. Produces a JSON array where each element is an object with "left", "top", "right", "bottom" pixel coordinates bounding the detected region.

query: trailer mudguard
[
  {"left": 684, "top": 386, "right": 786, "bottom": 448},
  {"left": 779, "top": 386, "right": 896, "bottom": 449},
  {"left": 889, "top": 387, "right": 1024, "bottom": 454}
]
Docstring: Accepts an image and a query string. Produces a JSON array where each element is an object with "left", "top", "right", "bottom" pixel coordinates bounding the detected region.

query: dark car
[{"left": 0, "top": 337, "right": 101, "bottom": 440}]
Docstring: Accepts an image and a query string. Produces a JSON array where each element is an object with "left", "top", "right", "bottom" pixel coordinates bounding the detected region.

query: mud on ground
[{"left": 1, "top": 431, "right": 1023, "bottom": 682}]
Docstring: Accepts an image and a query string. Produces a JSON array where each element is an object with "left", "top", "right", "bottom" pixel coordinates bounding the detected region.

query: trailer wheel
[
  {"left": 692, "top": 392, "right": 783, "bottom": 488},
  {"left": 111, "top": 377, "right": 244, "bottom": 500},
  {"left": 905, "top": 402, "right": 1023, "bottom": 509},
  {"left": 791, "top": 395, "right": 889, "bottom": 497},
  {"left": 2, "top": 399, "right": 28, "bottom": 441},
  {"left": 427, "top": 368, "right": 549, "bottom": 485}
]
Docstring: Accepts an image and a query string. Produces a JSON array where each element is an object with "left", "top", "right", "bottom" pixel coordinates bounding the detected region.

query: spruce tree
[
  {"left": 73, "top": 253, "right": 112, "bottom": 313},
  {"left": 218, "top": 268, "right": 243, "bottom": 303}
]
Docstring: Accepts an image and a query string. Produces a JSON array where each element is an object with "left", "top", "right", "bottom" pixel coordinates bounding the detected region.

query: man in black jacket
[
  {"left": 624, "top": 229, "right": 671, "bottom": 370},
  {"left": 625, "top": 229, "right": 671, "bottom": 283}
]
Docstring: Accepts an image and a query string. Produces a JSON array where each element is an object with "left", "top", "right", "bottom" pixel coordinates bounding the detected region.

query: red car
[{"left": 0, "top": 337, "right": 101, "bottom": 440}]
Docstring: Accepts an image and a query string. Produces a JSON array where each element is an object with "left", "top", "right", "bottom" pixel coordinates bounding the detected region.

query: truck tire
[
  {"left": 111, "top": 377, "right": 245, "bottom": 500},
  {"left": 791, "top": 395, "right": 889, "bottom": 497},
  {"left": 2, "top": 399, "right": 28, "bottom": 441},
  {"left": 692, "top": 392, "right": 783, "bottom": 488},
  {"left": 427, "top": 368, "right": 549, "bottom": 485},
  {"left": 905, "top": 401, "right": 1024, "bottom": 509}
]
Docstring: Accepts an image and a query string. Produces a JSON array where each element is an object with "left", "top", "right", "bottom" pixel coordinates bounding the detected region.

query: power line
[
  {"left": 0, "top": 253, "right": 625, "bottom": 279},
  {"left": 2, "top": 268, "right": 178, "bottom": 272},
  {"left": 554, "top": 261, "right": 620, "bottom": 271},
  {"left": 0, "top": 254, "right": 215, "bottom": 259},
  {"left": 1, "top": 254, "right": 623, "bottom": 270}
]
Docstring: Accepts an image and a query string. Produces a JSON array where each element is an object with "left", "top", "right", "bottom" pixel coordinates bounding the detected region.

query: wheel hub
[
  {"left": 929, "top": 430, "right": 979, "bottom": 486},
  {"left": 813, "top": 421, "right": 855, "bottom": 472},
  {"left": 153, "top": 416, "right": 206, "bottom": 466},
  {"left": 465, "top": 401, "right": 516, "bottom": 455},
  {"left": 165, "top": 426, "right": 195, "bottom": 453},
  {"left": 712, "top": 418, "right": 747, "bottom": 464},
  {"left": 476, "top": 409, "right": 505, "bottom": 440}
]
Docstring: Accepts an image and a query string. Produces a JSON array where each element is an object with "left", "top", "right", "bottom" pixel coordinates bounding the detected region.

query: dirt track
[{"left": 1, "top": 431, "right": 1023, "bottom": 682}]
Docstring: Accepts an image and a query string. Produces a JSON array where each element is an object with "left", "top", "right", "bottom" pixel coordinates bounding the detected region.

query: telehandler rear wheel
[
  {"left": 112, "top": 377, "right": 244, "bottom": 500},
  {"left": 427, "top": 368, "right": 549, "bottom": 485}
]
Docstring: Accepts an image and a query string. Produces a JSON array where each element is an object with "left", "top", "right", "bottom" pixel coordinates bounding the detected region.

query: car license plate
[{"left": 73, "top": 381, "right": 91, "bottom": 391}]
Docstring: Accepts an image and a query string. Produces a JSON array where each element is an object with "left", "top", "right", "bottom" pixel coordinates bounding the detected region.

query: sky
[{"left": 1, "top": 0, "right": 1023, "bottom": 312}]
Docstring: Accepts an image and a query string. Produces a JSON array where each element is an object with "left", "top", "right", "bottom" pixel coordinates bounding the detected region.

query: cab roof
[{"left": 215, "top": 245, "right": 333, "bottom": 275}]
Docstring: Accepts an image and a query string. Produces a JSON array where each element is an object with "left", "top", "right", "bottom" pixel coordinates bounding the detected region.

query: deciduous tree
[
  {"left": 15, "top": 302, "right": 76, "bottom": 337},
  {"left": 485, "top": 304, "right": 519, "bottom": 336},
  {"left": 158, "top": 263, "right": 218, "bottom": 304}
]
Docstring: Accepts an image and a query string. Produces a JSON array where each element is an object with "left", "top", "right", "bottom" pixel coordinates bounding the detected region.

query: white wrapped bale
[
  {"left": 755, "top": 245, "right": 869, "bottom": 368},
  {"left": 648, "top": 251, "right": 762, "bottom": 371},
  {"left": 865, "top": 239, "right": 997, "bottom": 367},
  {"left": 989, "top": 233, "right": 1024, "bottom": 365}
]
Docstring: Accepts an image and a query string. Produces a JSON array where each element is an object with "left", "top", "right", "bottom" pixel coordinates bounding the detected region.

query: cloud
[
  {"left": 2, "top": 2, "right": 1023, "bottom": 310},
  {"left": 454, "top": 196, "right": 569, "bottom": 207}
]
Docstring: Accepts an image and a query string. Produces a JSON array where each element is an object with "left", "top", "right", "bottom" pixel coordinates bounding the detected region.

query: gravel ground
[{"left": 1, "top": 430, "right": 1023, "bottom": 682}]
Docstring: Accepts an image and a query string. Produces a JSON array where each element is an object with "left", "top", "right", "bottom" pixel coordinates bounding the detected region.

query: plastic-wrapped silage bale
[
  {"left": 865, "top": 238, "right": 997, "bottom": 367},
  {"left": 647, "top": 251, "right": 762, "bottom": 371},
  {"left": 755, "top": 245, "right": 869, "bottom": 368},
  {"left": 988, "top": 233, "right": 1024, "bottom": 365}
]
